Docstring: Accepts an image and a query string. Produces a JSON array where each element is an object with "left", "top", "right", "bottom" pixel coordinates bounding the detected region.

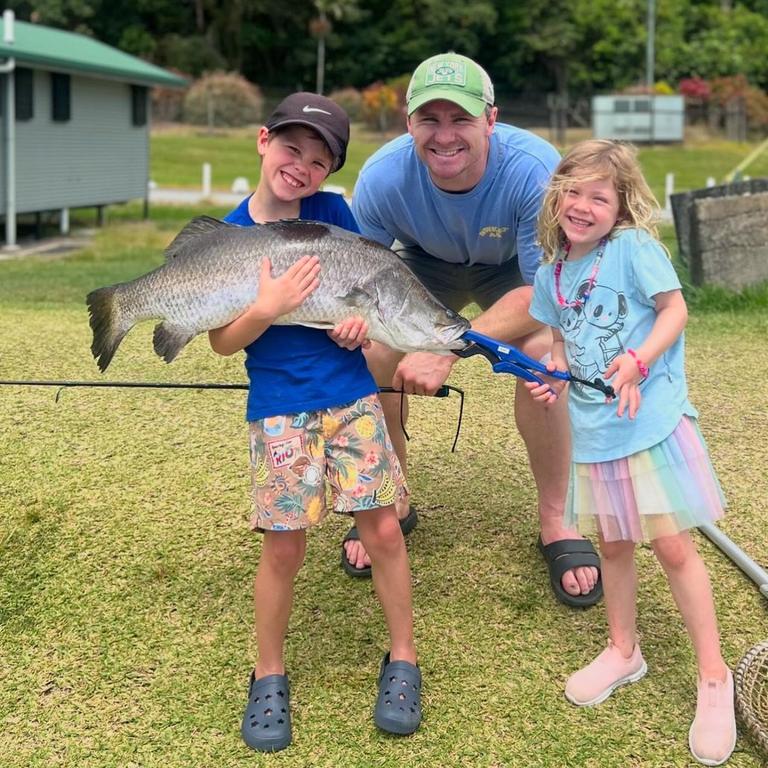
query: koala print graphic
[{"left": 561, "top": 280, "right": 628, "bottom": 389}]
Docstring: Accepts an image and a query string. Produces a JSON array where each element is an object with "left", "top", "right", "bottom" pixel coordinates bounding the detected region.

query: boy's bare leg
[
  {"left": 253, "top": 529, "right": 306, "bottom": 677},
  {"left": 355, "top": 506, "right": 416, "bottom": 663}
]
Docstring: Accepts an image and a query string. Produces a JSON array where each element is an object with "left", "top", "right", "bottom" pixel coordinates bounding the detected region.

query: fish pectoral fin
[
  {"left": 164, "top": 216, "right": 233, "bottom": 261},
  {"left": 153, "top": 322, "right": 196, "bottom": 363},
  {"left": 337, "top": 285, "right": 377, "bottom": 310}
]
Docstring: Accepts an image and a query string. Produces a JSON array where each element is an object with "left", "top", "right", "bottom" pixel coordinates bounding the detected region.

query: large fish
[{"left": 86, "top": 216, "right": 471, "bottom": 372}]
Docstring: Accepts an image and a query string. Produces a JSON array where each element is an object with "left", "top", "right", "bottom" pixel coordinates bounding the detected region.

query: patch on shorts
[{"left": 267, "top": 435, "right": 304, "bottom": 469}]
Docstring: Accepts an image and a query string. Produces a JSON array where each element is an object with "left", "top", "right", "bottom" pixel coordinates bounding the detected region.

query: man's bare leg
[
  {"left": 514, "top": 327, "right": 598, "bottom": 597},
  {"left": 343, "top": 343, "right": 408, "bottom": 572}
]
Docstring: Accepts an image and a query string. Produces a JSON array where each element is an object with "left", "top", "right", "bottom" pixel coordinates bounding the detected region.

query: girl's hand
[
  {"left": 254, "top": 255, "right": 320, "bottom": 319},
  {"left": 328, "top": 316, "right": 370, "bottom": 350},
  {"left": 523, "top": 360, "right": 567, "bottom": 406},
  {"left": 604, "top": 353, "right": 644, "bottom": 419}
]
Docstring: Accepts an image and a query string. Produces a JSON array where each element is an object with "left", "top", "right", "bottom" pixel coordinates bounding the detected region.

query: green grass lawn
[
  {"left": 0, "top": 219, "right": 767, "bottom": 767},
  {"left": 149, "top": 124, "right": 384, "bottom": 195},
  {"left": 148, "top": 124, "right": 768, "bottom": 207}
]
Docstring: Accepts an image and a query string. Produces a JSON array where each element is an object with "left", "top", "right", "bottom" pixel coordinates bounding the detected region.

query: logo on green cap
[{"left": 426, "top": 60, "right": 466, "bottom": 87}]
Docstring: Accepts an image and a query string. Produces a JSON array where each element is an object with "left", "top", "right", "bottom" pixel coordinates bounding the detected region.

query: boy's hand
[
  {"left": 523, "top": 359, "right": 567, "bottom": 406},
  {"left": 255, "top": 255, "right": 320, "bottom": 319},
  {"left": 604, "top": 353, "right": 643, "bottom": 419},
  {"left": 328, "top": 316, "right": 370, "bottom": 350}
]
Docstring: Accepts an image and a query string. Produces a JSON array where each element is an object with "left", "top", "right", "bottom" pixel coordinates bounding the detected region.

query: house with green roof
[{"left": 0, "top": 10, "right": 187, "bottom": 247}]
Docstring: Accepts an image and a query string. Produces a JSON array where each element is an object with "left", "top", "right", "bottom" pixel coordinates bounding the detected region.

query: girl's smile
[{"left": 558, "top": 178, "right": 620, "bottom": 259}]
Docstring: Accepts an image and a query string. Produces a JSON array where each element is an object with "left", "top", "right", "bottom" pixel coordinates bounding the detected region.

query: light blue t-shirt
[
  {"left": 352, "top": 124, "right": 560, "bottom": 285},
  {"left": 530, "top": 228, "right": 697, "bottom": 463}
]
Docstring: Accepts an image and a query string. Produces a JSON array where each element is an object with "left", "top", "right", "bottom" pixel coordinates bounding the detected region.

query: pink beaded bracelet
[{"left": 627, "top": 348, "right": 650, "bottom": 378}]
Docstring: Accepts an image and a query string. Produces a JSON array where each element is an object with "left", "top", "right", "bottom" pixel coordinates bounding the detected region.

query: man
[{"left": 344, "top": 52, "right": 602, "bottom": 607}]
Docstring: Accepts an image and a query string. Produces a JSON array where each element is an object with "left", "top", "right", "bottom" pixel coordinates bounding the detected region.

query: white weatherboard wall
[
  {"left": 592, "top": 95, "right": 684, "bottom": 142},
  {"left": 0, "top": 70, "right": 148, "bottom": 212}
]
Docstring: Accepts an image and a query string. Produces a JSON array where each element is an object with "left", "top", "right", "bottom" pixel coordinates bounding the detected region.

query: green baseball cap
[{"left": 406, "top": 53, "right": 495, "bottom": 117}]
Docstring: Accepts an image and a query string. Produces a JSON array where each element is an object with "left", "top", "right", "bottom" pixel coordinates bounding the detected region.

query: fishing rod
[{"left": 0, "top": 379, "right": 466, "bottom": 452}]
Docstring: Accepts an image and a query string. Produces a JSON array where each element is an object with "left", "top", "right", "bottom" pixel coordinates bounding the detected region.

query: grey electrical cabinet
[{"left": 592, "top": 95, "right": 684, "bottom": 142}]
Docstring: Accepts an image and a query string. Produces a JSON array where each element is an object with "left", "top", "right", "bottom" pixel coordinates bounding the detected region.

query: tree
[{"left": 310, "top": 0, "right": 361, "bottom": 94}]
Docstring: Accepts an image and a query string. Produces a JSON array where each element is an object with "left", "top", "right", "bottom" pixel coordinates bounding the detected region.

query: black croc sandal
[
  {"left": 537, "top": 536, "right": 603, "bottom": 608},
  {"left": 241, "top": 672, "right": 291, "bottom": 752}
]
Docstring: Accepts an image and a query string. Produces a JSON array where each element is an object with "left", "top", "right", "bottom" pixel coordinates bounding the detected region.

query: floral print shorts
[{"left": 248, "top": 394, "right": 408, "bottom": 531}]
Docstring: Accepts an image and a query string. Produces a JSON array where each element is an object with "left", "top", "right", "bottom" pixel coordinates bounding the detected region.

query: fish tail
[
  {"left": 152, "top": 321, "right": 195, "bottom": 364},
  {"left": 86, "top": 286, "right": 131, "bottom": 372}
]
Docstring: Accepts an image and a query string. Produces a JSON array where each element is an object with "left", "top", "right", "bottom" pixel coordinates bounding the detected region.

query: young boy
[{"left": 208, "top": 93, "right": 422, "bottom": 752}]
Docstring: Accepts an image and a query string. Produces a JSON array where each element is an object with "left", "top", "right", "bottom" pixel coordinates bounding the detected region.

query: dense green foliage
[{"left": 7, "top": 0, "right": 768, "bottom": 97}]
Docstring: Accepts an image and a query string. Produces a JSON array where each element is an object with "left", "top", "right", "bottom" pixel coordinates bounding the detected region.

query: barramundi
[{"left": 86, "top": 216, "right": 471, "bottom": 372}]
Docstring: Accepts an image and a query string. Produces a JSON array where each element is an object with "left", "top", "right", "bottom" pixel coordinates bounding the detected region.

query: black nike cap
[{"left": 265, "top": 92, "right": 349, "bottom": 172}]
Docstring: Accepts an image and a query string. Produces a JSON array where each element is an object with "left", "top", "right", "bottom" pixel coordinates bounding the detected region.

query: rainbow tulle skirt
[{"left": 566, "top": 416, "right": 726, "bottom": 543}]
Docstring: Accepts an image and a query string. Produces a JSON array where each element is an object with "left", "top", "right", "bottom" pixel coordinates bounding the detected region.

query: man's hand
[
  {"left": 392, "top": 351, "right": 456, "bottom": 395},
  {"left": 328, "top": 316, "right": 370, "bottom": 350}
]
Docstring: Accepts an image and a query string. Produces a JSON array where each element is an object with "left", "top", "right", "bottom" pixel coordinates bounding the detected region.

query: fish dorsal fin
[
  {"left": 263, "top": 219, "right": 333, "bottom": 241},
  {"left": 164, "top": 216, "right": 233, "bottom": 261}
]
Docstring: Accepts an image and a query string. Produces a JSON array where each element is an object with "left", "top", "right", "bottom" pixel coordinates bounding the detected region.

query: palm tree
[{"left": 310, "top": 0, "right": 360, "bottom": 94}]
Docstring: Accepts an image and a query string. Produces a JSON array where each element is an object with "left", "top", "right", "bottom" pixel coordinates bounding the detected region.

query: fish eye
[{"left": 445, "top": 309, "right": 458, "bottom": 319}]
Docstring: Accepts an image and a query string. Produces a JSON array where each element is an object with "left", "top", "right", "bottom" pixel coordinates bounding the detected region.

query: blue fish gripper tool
[{"left": 455, "top": 329, "right": 615, "bottom": 398}]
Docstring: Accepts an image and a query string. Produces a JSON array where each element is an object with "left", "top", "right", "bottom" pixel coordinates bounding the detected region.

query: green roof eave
[{"left": 0, "top": 19, "right": 188, "bottom": 88}]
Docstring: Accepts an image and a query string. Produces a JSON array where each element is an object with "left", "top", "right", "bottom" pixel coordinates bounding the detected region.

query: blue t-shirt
[
  {"left": 224, "top": 192, "right": 377, "bottom": 420},
  {"left": 352, "top": 124, "right": 560, "bottom": 285},
  {"left": 530, "top": 228, "right": 696, "bottom": 463}
]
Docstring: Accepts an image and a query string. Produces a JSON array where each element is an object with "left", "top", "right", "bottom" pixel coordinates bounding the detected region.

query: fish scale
[{"left": 86, "top": 216, "right": 470, "bottom": 372}]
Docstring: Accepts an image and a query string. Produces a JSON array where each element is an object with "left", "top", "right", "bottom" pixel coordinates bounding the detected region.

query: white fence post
[
  {"left": 202, "top": 163, "right": 212, "bottom": 198},
  {"left": 664, "top": 173, "right": 674, "bottom": 218}
]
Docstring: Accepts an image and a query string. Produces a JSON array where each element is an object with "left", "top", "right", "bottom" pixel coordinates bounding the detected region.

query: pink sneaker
[
  {"left": 688, "top": 668, "right": 737, "bottom": 766},
  {"left": 565, "top": 642, "right": 647, "bottom": 706}
]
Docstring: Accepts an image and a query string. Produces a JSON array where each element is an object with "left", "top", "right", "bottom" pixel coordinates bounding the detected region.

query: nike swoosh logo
[{"left": 303, "top": 105, "right": 332, "bottom": 115}]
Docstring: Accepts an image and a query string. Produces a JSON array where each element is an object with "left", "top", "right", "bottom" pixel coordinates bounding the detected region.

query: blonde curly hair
[{"left": 537, "top": 140, "right": 661, "bottom": 263}]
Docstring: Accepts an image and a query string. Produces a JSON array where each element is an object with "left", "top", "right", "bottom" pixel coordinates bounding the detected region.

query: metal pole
[
  {"left": 699, "top": 523, "right": 768, "bottom": 599},
  {"left": 646, "top": 0, "right": 656, "bottom": 143},
  {"left": 646, "top": 0, "right": 655, "bottom": 90},
  {"left": 1, "top": 9, "right": 17, "bottom": 250}
]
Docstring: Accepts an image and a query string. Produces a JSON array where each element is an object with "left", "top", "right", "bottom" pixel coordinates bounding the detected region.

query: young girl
[
  {"left": 527, "top": 140, "right": 736, "bottom": 766},
  {"left": 209, "top": 93, "right": 421, "bottom": 752}
]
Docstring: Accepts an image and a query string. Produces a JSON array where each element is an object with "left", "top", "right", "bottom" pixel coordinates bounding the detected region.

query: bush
[
  {"left": 361, "top": 82, "right": 405, "bottom": 133},
  {"left": 679, "top": 77, "right": 711, "bottom": 102},
  {"left": 152, "top": 68, "right": 189, "bottom": 123},
  {"left": 183, "top": 71, "right": 264, "bottom": 128},
  {"left": 328, "top": 87, "right": 363, "bottom": 122},
  {"left": 710, "top": 75, "right": 768, "bottom": 129}
]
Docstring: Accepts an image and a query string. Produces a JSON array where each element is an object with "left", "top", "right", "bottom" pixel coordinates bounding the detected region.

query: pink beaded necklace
[{"left": 554, "top": 237, "right": 608, "bottom": 308}]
